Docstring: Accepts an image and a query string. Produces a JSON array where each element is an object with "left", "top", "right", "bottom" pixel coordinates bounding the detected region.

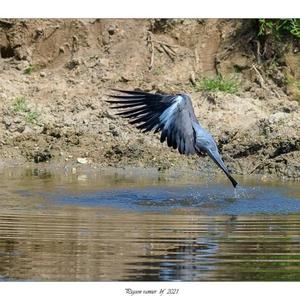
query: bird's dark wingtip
[
  {"left": 105, "top": 94, "right": 117, "bottom": 98},
  {"left": 110, "top": 88, "right": 144, "bottom": 94},
  {"left": 110, "top": 88, "right": 128, "bottom": 93},
  {"left": 109, "top": 88, "right": 157, "bottom": 97},
  {"left": 105, "top": 91, "right": 144, "bottom": 101}
]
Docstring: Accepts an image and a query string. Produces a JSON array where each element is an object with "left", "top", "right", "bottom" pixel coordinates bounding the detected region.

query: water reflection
[{"left": 0, "top": 167, "right": 299, "bottom": 281}]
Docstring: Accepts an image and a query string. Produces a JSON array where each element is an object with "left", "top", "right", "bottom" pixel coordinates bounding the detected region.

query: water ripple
[{"left": 0, "top": 169, "right": 299, "bottom": 280}]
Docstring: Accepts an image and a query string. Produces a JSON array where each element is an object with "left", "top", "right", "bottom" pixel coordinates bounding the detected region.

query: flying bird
[{"left": 107, "top": 89, "right": 238, "bottom": 188}]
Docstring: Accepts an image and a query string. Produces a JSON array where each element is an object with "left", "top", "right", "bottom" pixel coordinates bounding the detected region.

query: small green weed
[
  {"left": 12, "top": 97, "right": 28, "bottom": 112},
  {"left": 284, "top": 74, "right": 300, "bottom": 102},
  {"left": 24, "top": 65, "right": 34, "bottom": 75},
  {"left": 26, "top": 111, "right": 39, "bottom": 124},
  {"left": 11, "top": 97, "right": 39, "bottom": 124},
  {"left": 153, "top": 66, "right": 164, "bottom": 76},
  {"left": 258, "top": 19, "right": 300, "bottom": 40},
  {"left": 195, "top": 75, "right": 238, "bottom": 94}
]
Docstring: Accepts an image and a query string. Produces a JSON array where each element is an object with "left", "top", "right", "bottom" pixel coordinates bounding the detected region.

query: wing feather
[{"left": 107, "top": 90, "right": 199, "bottom": 155}]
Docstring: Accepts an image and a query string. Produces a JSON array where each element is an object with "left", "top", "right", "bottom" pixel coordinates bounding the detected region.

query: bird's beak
[{"left": 206, "top": 149, "right": 238, "bottom": 188}]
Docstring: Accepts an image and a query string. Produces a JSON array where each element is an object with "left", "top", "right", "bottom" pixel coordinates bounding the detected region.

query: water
[{"left": 0, "top": 167, "right": 300, "bottom": 281}]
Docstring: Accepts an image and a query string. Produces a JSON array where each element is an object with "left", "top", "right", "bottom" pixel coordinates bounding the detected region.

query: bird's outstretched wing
[
  {"left": 107, "top": 89, "right": 239, "bottom": 188},
  {"left": 107, "top": 89, "right": 198, "bottom": 155}
]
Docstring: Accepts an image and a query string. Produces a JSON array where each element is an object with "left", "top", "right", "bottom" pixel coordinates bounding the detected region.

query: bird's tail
[{"left": 205, "top": 149, "right": 238, "bottom": 188}]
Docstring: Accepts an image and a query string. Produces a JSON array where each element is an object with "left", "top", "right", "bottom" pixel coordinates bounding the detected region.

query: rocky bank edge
[{"left": 0, "top": 19, "right": 299, "bottom": 179}]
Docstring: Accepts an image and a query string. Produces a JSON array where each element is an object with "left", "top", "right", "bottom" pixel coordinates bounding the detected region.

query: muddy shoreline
[{"left": 0, "top": 19, "right": 299, "bottom": 179}]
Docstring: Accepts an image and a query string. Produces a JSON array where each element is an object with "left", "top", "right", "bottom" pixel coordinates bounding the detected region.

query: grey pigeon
[{"left": 107, "top": 89, "right": 238, "bottom": 188}]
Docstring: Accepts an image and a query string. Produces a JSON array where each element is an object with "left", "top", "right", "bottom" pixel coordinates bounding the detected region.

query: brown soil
[{"left": 0, "top": 19, "right": 299, "bottom": 179}]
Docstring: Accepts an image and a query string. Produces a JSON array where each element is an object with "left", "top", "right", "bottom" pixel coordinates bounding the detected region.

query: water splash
[
  {"left": 234, "top": 185, "right": 240, "bottom": 199},
  {"left": 234, "top": 184, "right": 253, "bottom": 200}
]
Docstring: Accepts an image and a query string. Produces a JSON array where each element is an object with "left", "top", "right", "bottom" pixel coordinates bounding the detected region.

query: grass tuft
[
  {"left": 25, "top": 111, "right": 39, "bottom": 124},
  {"left": 12, "top": 97, "right": 28, "bottom": 112},
  {"left": 11, "top": 97, "right": 39, "bottom": 124},
  {"left": 24, "top": 65, "right": 35, "bottom": 75},
  {"left": 194, "top": 75, "right": 238, "bottom": 94},
  {"left": 258, "top": 19, "right": 300, "bottom": 40}
]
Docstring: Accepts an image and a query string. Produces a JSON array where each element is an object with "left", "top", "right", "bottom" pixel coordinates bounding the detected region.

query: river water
[{"left": 0, "top": 167, "right": 299, "bottom": 281}]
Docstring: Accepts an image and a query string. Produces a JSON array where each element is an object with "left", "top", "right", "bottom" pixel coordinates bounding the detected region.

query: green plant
[
  {"left": 258, "top": 19, "right": 300, "bottom": 39},
  {"left": 153, "top": 66, "right": 164, "bottom": 76},
  {"left": 11, "top": 97, "right": 39, "bottom": 124},
  {"left": 12, "top": 96, "right": 28, "bottom": 112},
  {"left": 194, "top": 75, "right": 238, "bottom": 94},
  {"left": 284, "top": 74, "right": 300, "bottom": 102},
  {"left": 26, "top": 111, "right": 39, "bottom": 124},
  {"left": 24, "top": 65, "right": 35, "bottom": 75}
]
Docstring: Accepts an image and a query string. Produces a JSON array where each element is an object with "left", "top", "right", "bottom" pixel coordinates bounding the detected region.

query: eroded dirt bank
[{"left": 0, "top": 19, "right": 299, "bottom": 179}]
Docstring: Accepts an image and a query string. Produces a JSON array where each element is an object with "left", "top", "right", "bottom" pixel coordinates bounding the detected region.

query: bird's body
[{"left": 107, "top": 89, "right": 238, "bottom": 188}]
